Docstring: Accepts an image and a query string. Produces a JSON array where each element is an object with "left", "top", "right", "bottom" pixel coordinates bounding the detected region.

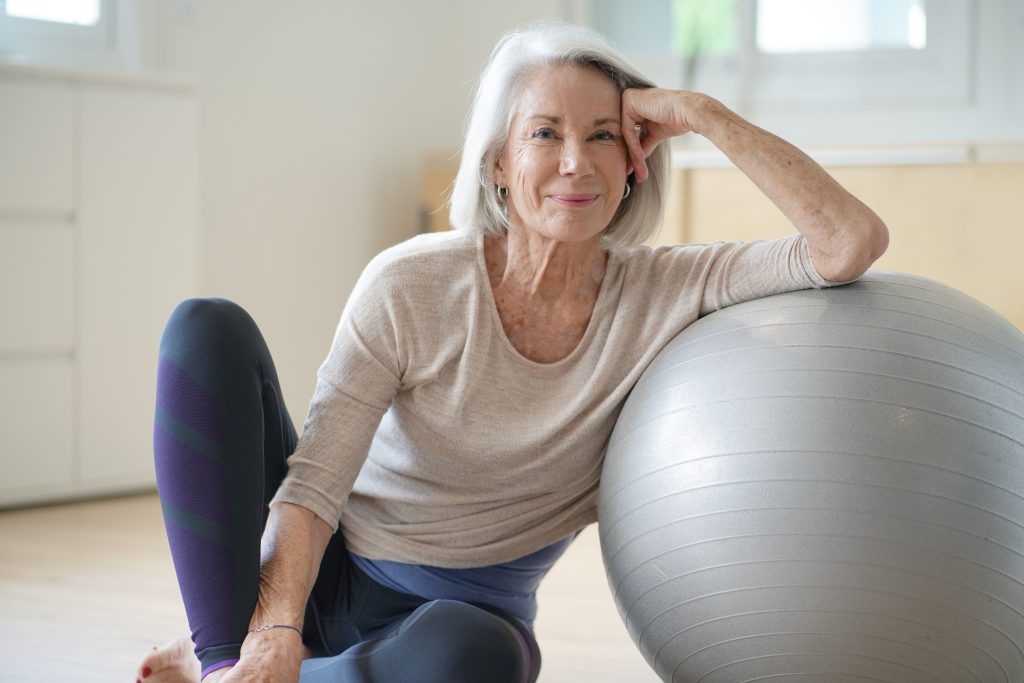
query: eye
[
  {"left": 532, "top": 127, "right": 557, "bottom": 139},
  {"left": 592, "top": 129, "right": 617, "bottom": 141}
]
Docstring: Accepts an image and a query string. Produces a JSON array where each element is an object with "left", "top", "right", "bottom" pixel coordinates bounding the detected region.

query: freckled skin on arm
[
  {"left": 621, "top": 89, "right": 889, "bottom": 282},
  {"left": 216, "top": 502, "right": 333, "bottom": 683}
]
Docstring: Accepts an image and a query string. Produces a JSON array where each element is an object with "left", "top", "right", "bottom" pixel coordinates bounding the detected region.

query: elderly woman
[{"left": 139, "top": 21, "right": 887, "bottom": 683}]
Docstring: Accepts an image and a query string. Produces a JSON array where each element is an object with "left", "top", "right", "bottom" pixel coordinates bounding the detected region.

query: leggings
[{"left": 154, "top": 298, "right": 541, "bottom": 682}]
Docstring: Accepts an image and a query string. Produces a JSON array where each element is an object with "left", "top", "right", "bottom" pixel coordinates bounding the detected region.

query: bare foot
[{"left": 137, "top": 635, "right": 205, "bottom": 682}]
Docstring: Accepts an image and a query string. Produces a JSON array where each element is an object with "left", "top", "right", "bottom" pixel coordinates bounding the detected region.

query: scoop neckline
[{"left": 474, "top": 232, "right": 616, "bottom": 370}]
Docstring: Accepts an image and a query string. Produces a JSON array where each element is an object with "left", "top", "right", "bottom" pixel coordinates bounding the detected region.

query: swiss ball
[{"left": 599, "top": 272, "right": 1024, "bottom": 683}]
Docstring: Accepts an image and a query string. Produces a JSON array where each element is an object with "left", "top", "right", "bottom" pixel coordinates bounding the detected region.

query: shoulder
[
  {"left": 344, "top": 230, "right": 482, "bottom": 335},
  {"left": 361, "top": 230, "right": 478, "bottom": 288},
  {"left": 340, "top": 230, "right": 479, "bottom": 375},
  {"left": 352, "top": 230, "right": 478, "bottom": 300}
]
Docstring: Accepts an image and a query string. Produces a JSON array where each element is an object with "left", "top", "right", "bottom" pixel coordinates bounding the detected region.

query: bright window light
[
  {"left": 672, "top": 0, "right": 738, "bottom": 59},
  {"left": 757, "top": 0, "right": 927, "bottom": 54},
  {"left": 5, "top": 0, "right": 101, "bottom": 26},
  {"left": 907, "top": 1, "right": 927, "bottom": 50}
]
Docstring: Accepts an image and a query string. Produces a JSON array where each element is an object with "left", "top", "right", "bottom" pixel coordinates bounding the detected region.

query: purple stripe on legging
[
  {"left": 156, "top": 356, "right": 224, "bottom": 444},
  {"left": 166, "top": 521, "right": 241, "bottom": 655},
  {"left": 201, "top": 659, "right": 239, "bottom": 678},
  {"left": 153, "top": 424, "right": 231, "bottom": 529}
]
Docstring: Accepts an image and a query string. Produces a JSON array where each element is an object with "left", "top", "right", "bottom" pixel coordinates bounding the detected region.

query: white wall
[{"left": 157, "top": 0, "right": 567, "bottom": 427}]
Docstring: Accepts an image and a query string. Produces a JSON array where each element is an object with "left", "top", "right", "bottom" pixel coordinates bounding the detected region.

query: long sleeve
[
  {"left": 633, "top": 234, "right": 838, "bottom": 318},
  {"left": 696, "top": 233, "right": 838, "bottom": 315},
  {"left": 269, "top": 252, "right": 405, "bottom": 532}
]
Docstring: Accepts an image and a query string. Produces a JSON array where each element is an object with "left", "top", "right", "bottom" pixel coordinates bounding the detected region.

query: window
[
  {"left": 580, "top": 0, "right": 976, "bottom": 144},
  {"left": 756, "top": 0, "right": 927, "bottom": 54},
  {"left": 4, "top": 0, "right": 102, "bottom": 26},
  {"left": 589, "top": 0, "right": 931, "bottom": 59},
  {"left": 0, "top": 0, "right": 133, "bottom": 71}
]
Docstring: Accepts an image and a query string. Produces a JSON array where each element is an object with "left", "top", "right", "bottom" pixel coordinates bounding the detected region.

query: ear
[{"left": 492, "top": 155, "right": 507, "bottom": 187}]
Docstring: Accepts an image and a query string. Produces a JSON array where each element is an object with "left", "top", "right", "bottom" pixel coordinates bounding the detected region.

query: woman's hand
[
  {"left": 219, "top": 628, "right": 305, "bottom": 683},
  {"left": 621, "top": 88, "right": 716, "bottom": 183}
]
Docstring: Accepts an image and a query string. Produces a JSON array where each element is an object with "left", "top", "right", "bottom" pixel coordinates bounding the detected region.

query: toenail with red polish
[{"left": 142, "top": 667, "right": 151, "bottom": 677}]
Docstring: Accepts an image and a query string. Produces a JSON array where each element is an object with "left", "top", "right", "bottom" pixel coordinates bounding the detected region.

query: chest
[{"left": 491, "top": 288, "right": 596, "bottom": 364}]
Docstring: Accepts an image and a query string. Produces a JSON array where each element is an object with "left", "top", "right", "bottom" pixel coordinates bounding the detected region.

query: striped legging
[{"left": 154, "top": 298, "right": 540, "bottom": 682}]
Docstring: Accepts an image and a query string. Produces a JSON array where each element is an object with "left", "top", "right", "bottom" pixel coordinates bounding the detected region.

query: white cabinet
[
  {"left": 0, "top": 79, "right": 74, "bottom": 214},
  {"left": 0, "top": 222, "right": 74, "bottom": 353},
  {"left": 0, "top": 66, "right": 198, "bottom": 507},
  {"left": 0, "top": 359, "right": 74, "bottom": 495}
]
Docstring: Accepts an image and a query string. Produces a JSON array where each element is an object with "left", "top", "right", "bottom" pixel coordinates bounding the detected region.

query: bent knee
[
  {"left": 169, "top": 297, "right": 252, "bottom": 331},
  {"left": 162, "top": 298, "right": 262, "bottom": 358},
  {"left": 404, "top": 600, "right": 530, "bottom": 683}
]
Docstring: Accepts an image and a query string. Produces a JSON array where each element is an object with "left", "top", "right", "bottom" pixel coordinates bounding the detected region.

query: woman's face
[{"left": 495, "top": 64, "right": 630, "bottom": 245}]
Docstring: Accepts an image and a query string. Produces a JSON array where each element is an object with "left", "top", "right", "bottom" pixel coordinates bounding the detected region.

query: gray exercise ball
[{"left": 599, "top": 271, "right": 1024, "bottom": 683}]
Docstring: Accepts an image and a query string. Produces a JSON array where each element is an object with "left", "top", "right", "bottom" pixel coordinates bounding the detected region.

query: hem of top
[
  {"left": 816, "top": 271, "right": 862, "bottom": 287},
  {"left": 269, "top": 487, "right": 341, "bottom": 534},
  {"left": 340, "top": 508, "right": 598, "bottom": 568},
  {"left": 793, "top": 233, "right": 860, "bottom": 289}
]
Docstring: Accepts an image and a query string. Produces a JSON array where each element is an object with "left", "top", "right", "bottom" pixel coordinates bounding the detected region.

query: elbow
[
  {"left": 816, "top": 215, "right": 890, "bottom": 283},
  {"left": 858, "top": 214, "right": 889, "bottom": 270}
]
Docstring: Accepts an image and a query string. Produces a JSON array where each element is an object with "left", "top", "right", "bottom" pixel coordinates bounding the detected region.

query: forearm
[
  {"left": 251, "top": 501, "right": 334, "bottom": 629},
  {"left": 695, "top": 96, "right": 888, "bottom": 282}
]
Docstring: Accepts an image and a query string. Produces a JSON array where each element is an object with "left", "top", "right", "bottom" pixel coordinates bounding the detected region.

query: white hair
[{"left": 448, "top": 21, "right": 671, "bottom": 250}]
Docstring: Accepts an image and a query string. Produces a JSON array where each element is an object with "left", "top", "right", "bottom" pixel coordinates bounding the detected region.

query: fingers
[
  {"left": 625, "top": 121, "right": 649, "bottom": 183},
  {"left": 622, "top": 93, "right": 649, "bottom": 183},
  {"left": 618, "top": 92, "right": 643, "bottom": 179},
  {"left": 622, "top": 87, "right": 701, "bottom": 183},
  {"left": 622, "top": 88, "right": 668, "bottom": 183},
  {"left": 640, "top": 127, "right": 664, "bottom": 159}
]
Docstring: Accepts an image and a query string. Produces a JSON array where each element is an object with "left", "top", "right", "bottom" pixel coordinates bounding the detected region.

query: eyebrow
[{"left": 527, "top": 115, "right": 621, "bottom": 126}]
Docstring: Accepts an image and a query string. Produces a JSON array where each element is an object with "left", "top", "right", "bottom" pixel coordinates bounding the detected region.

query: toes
[{"left": 139, "top": 636, "right": 195, "bottom": 675}]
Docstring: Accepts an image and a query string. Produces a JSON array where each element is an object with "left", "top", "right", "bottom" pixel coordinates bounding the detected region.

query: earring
[
  {"left": 623, "top": 183, "right": 631, "bottom": 199},
  {"left": 497, "top": 185, "right": 509, "bottom": 200}
]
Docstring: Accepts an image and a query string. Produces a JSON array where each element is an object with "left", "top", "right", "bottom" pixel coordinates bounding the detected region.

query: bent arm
[
  {"left": 623, "top": 89, "right": 889, "bottom": 282},
  {"left": 693, "top": 96, "right": 889, "bottom": 282}
]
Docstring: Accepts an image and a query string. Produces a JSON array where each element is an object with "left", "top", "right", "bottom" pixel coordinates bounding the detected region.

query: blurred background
[{"left": 0, "top": 1, "right": 1022, "bottom": 680}]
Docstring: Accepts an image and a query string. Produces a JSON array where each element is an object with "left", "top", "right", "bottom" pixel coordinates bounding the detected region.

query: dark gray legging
[{"left": 154, "top": 298, "right": 540, "bottom": 682}]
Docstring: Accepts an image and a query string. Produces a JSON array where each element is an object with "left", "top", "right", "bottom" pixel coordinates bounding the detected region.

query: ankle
[{"left": 201, "top": 665, "right": 233, "bottom": 683}]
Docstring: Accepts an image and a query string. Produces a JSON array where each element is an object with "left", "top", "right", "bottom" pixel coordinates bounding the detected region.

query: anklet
[{"left": 248, "top": 624, "right": 302, "bottom": 636}]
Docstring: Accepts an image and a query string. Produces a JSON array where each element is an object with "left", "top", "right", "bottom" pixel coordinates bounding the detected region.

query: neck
[{"left": 487, "top": 227, "right": 606, "bottom": 302}]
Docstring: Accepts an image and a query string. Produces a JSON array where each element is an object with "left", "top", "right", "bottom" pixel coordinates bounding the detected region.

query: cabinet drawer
[
  {"left": 0, "top": 223, "right": 74, "bottom": 352},
  {"left": 77, "top": 86, "right": 198, "bottom": 486},
  {"left": 0, "top": 79, "right": 75, "bottom": 215},
  {"left": 0, "top": 358, "right": 74, "bottom": 493}
]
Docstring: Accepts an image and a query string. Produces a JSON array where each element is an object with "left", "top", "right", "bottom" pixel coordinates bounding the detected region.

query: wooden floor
[{"left": 0, "top": 493, "right": 660, "bottom": 682}]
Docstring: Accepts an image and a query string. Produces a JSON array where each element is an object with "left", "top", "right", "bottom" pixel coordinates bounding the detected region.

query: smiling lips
[{"left": 549, "top": 193, "right": 600, "bottom": 207}]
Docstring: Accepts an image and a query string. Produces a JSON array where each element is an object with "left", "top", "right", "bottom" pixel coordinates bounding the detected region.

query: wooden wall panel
[{"left": 687, "top": 163, "right": 1024, "bottom": 330}]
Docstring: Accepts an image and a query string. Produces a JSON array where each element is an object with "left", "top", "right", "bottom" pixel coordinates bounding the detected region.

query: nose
[{"left": 559, "top": 138, "right": 594, "bottom": 177}]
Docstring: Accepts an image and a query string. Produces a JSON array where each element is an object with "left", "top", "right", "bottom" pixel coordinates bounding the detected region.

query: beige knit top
[{"left": 269, "top": 229, "right": 836, "bottom": 568}]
